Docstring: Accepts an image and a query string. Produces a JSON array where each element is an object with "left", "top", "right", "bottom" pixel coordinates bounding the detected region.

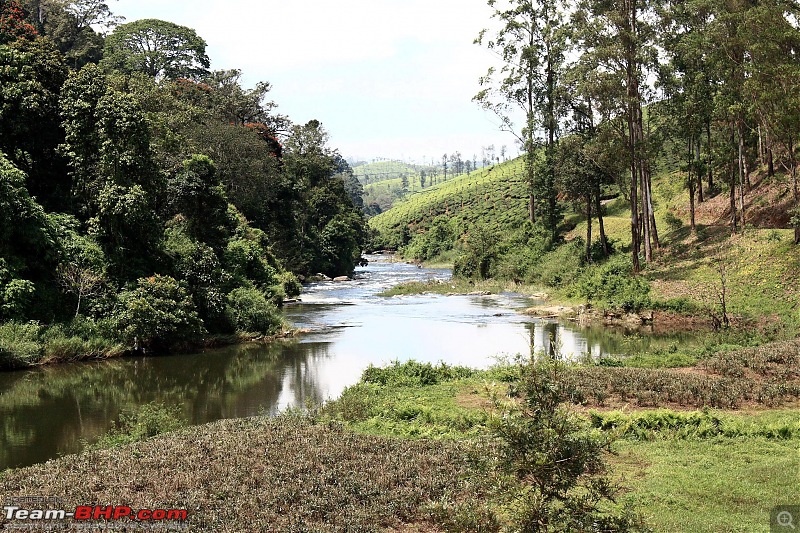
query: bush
[
  {"left": 575, "top": 255, "right": 651, "bottom": 311},
  {"left": 279, "top": 271, "right": 302, "bottom": 298},
  {"left": 361, "top": 360, "right": 475, "bottom": 386},
  {"left": 225, "top": 287, "right": 283, "bottom": 335},
  {"left": 492, "top": 356, "right": 638, "bottom": 531},
  {"left": 534, "top": 239, "right": 585, "bottom": 287},
  {"left": 453, "top": 224, "right": 498, "bottom": 279},
  {"left": 664, "top": 211, "right": 683, "bottom": 233},
  {"left": 113, "top": 275, "right": 205, "bottom": 349},
  {"left": 0, "top": 321, "right": 42, "bottom": 368},
  {"left": 89, "top": 403, "right": 185, "bottom": 450}
]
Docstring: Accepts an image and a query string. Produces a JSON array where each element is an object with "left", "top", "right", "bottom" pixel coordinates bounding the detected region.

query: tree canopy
[{"left": 102, "top": 18, "right": 209, "bottom": 80}]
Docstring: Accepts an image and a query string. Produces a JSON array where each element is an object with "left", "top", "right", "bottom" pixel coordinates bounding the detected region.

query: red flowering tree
[{"left": 0, "top": 0, "right": 37, "bottom": 44}]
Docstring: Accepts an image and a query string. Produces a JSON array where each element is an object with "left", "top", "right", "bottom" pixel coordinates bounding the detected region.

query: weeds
[{"left": 87, "top": 403, "right": 185, "bottom": 450}]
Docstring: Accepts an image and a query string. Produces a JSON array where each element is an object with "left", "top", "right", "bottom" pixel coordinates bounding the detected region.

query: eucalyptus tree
[
  {"left": 474, "top": 0, "right": 569, "bottom": 240},
  {"left": 658, "top": 0, "right": 717, "bottom": 228},
  {"left": 572, "top": 0, "right": 659, "bottom": 271},
  {"left": 743, "top": 0, "right": 800, "bottom": 242}
]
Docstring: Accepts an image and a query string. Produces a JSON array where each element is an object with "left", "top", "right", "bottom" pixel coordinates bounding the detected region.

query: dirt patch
[{"left": 456, "top": 388, "right": 494, "bottom": 411}]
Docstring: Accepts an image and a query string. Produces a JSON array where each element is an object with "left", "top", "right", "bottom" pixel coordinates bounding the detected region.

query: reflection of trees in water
[
  {"left": 276, "top": 343, "right": 332, "bottom": 411},
  {"left": 525, "top": 321, "right": 706, "bottom": 360},
  {"left": 0, "top": 341, "right": 331, "bottom": 470}
]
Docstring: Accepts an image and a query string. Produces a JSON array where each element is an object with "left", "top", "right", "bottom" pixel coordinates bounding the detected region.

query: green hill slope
[
  {"left": 369, "top": 157, "right": 529, "bottom": 247},
  {"left": 355, "top": 160, "right": 472, "bottom": 214},
  {"left": 370, "top": 152, "right": 800, "bottom": 326}
]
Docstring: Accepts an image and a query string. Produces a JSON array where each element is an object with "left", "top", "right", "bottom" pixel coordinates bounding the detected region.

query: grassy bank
[
  {"left": 321, "top": 358, "right": 800, "bottom": 532},
  {"left": 0, "top": 317, "right": 297, "bottom": 371},
  {"left": 4, "top": 352, "right": 797, "bottom": 531}
]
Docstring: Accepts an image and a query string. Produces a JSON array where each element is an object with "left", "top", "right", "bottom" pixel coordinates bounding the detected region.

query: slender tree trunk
[
  {"left": 738, "top": 121, "right": 746, "bottom": 227},
  {"left": 696, "top": 137, "right": 704, "bottom": 203},
  {"left": 626, "top": 0, "right": 640, "bottom": 272},
  {"left": 791, "top": 138, "right": 799, "bottom": 244},
  {"left": 645, "top": 160, "right": 659, "bottom": 249},
  {"left": 594, "top": 184, "right": 609, "bottom": 257},
  {"left": 706, "top": 120, "right": 714, "bottom": 193},
  {"left": 689, "top": 139, "right": 697, "bottom": 232},
  {"left": 586, "top": 194, "right": 593, "bottom": 263},
  {"left": 728, "top": 125, "right": 738, "bottom": 233}
]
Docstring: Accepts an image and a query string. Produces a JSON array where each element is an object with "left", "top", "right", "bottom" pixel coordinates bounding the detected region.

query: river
[{"left": 0, "top": 254, "right": 696, "bottom": 470}]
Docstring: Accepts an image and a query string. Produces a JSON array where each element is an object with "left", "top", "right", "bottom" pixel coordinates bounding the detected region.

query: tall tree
[
  {"left": 573, "top": 0, "right": 658, "bottom": 271},
  {"left": 102, "top": 18, "right": 210, "bottom": 81},
  {"left": 475, "top": 0, "right": 568, "bottom": 240}
]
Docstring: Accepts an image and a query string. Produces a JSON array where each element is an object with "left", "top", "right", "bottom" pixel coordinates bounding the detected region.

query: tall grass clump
[{"left": 0, "top": 321, "right": 42, "bottom": 368}]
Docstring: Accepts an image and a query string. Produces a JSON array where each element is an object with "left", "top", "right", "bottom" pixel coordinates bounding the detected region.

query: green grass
[
  {"left": 377, "top": 277, "right": 547, "bottom": 297},
  {"left": 320, "top": 359, "right": 800, "bottom": 532},
  {"left": 0, "top": 319, "right": 124, "bottom": 370},
  {"left": 615, "top": 438, "right": 799, "bottom": 533},
  {"left": 3, "top": 358, "right": 797, "bottom": 531}
]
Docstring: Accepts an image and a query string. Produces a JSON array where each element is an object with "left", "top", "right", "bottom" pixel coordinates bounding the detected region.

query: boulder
[{"left": 333, "top": 276, "right": 351, "bottom": 282}]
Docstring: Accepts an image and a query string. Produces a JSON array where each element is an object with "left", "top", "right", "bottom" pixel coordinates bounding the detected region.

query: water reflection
[
  {"left": 0, "top": 255, "right": 705, "bottom": 470},
  {"left": 0, "top": 342, "right": 332, "bottom": 470}
]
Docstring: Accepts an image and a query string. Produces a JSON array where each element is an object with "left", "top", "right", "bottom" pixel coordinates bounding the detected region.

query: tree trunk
[
  {"left": 729, "top": 125, "right": 738, "bottom": 233},
  {"left": 594, "top": 184, "right": 610, "bottom": 257},
  {"left": 689, "top": 178, "right": 697, "bottom": 233},
  {"left": 626, "top": 0, "right": 640, "bottom": 273},
  {"left": 689, "top": 139, "right": 697, "bottom": 232},
  {"left": 706, "top": 120, "right": 714, "bottom": 193},
  {"left": 586, "top": 194, "right": 593, "bottom": 263},
  {"left": 738, "top": 121, "right": 746, "bottom": 227},
  {"left": 645, "top": 159, "right": 659, "bottom": 249},
  {"left": 791, "top": 138, "right": 799, "bottom": 244},
  {"left": 696, "top": 137, "right": 704, "bottom": 203}
]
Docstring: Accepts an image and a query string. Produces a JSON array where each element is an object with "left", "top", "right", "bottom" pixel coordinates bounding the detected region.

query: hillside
[
  {"left": 371, "top": 154, "right": 800, "bottom": 324},
  {"left": 368, "top": 157, "right": 530, "bottom": 246},
  {"left": 354, "top": 160, "right": 476, "bottom": 214}
]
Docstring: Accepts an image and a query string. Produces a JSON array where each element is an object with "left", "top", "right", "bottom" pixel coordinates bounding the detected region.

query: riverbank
[
  {"left": 0, "top": 318, "right": 301, "bottom": 371},
  {"left": 3, "top": 346, "right": 798, "bottom": 531}
]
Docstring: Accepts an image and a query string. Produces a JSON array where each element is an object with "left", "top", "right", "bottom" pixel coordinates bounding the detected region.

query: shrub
[
  {"left": 361, "top": 360, "right": 475, "bottom": 386},
  {"left": 492, "top": 356, "right": 638, "bottom": 531},
  {"left": 278, "top": 271, "right": 302, "bottom": 298},
  {"left": 664, "top": 211, "right": 683, "bottom": 233},
  {"left": 453, "top": 224, "right": 498, "bottom": 279},
  {"left": 89, "top": 403, "right": 185, "bottom": 450},
  {"left": 113, "top": 275, "right": 205, "bottom": 349},
  {"left": 575, "top": 255, "right": 651, "bottom": 311},
  {"left": 0, "top": 321, "right": 42, "bottom": 368},
  {"left": 225, "top": 287, "right": 282, "bottom": 335},
  {"left": 534, "top": 238, "right": 585, "bottom": 287}
]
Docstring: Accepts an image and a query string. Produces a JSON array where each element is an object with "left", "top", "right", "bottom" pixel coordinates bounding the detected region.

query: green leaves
[{"left": 102, "top": 19, "right": 210, "bottom": 81}]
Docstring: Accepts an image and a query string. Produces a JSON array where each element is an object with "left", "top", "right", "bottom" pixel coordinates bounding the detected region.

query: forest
[
  {"left": 0, "top": 0, "right": 367, "bottom": 366},
  {"left": 468, "top": 0, "right": 800, "bottom": 272}
]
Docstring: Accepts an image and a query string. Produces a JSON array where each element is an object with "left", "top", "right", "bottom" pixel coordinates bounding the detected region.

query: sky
[{"left": 109, "top": 0, "right": 521, "bottom": 164}]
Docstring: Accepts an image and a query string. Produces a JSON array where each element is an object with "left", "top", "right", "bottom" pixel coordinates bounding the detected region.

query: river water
[{"left": 0, "top": 255, "right": 694, "bottom": 470}]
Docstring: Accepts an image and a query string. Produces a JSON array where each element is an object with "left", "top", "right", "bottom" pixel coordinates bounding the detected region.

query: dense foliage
[{"left": 0, "top": 5, "right": 366, "bottom": 364}]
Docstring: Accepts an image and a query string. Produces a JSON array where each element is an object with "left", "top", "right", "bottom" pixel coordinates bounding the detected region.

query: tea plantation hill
[{"left": 369, "top": 154, "right": 800, "bottom": 327}]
